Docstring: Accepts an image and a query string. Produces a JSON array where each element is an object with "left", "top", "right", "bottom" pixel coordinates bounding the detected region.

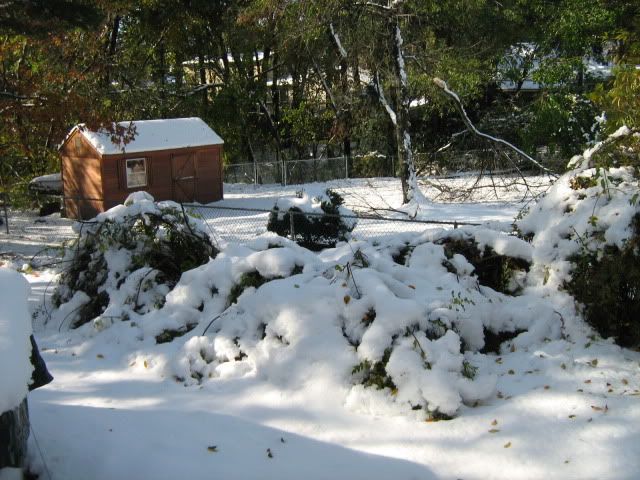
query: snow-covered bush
[
  {"left": 518, "top": 129, "right": 640, "bottom": 347},
  {"left": 566, "top": 214, "right": 640, "bottom": 346},
  {"left": 267, "top": 188, "right": 356, "bottom": 250},
  {"left": 52, "top": 192, "right": 218, "bottom": 329},
  {"left": 168, "top": 231, "right": 559, "bottom": 419}
]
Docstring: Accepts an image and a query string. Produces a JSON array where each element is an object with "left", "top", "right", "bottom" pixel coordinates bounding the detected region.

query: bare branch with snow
[{"left": 433, "top": 77, "right": 557, "bottom": 177}]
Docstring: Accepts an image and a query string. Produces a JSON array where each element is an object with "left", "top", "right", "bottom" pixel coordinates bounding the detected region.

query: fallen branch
[{"left": 433, "top": 77, "right": 557, "bottom": 178}]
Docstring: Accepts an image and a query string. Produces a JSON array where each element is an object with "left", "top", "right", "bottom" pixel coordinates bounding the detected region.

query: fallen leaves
[{"left": 504, "top": 442, "right": 512, "bottom": 448}]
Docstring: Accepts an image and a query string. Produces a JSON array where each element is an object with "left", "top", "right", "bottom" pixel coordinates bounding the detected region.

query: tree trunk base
[{"left": 0, "top": 399, "right": 29, "bottom": 469}]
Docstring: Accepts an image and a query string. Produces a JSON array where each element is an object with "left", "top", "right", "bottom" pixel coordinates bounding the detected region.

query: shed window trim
[{"left": 125, "top": 158, "right": 148, "bottom": 189}]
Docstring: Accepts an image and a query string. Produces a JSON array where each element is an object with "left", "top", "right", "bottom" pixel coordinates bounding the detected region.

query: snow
[
  {"left": 5, "top": 169, "right": 640, "bottom": 479},
  {"left": 69, "top": 117, "right": 223, "bottom": 155},
  {"left": 28, "top": 173, "right": 62, "bottom": 195},
  {"left": 0, "top": 268, "right": 33, "bottom": 413}
]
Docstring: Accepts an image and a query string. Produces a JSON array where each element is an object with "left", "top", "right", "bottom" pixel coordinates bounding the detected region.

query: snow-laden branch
[
  {"left": 395, "top": 24, "right": 408, "bottom": 98},
  {"left": 568, "top": 125, "right": 636, "bottom": 170},
  {"left": 359, "top": 1, "right": 392, "bottom": 11},
  {"left": 433, "top": 77, "right": 557, "bottom": 177},
  {"left": 311, "top": 56, "right": 339, "bottom": 114},
  {"left": 329, "top": 23, "right": 348, "bottom": 60},
  {"left": 373, "top": 72, "right": 397, "bottom": 126}
]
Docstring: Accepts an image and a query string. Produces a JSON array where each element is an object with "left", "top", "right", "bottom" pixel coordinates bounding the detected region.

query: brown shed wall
[
  {"left": 102, "top": 145, "right": 223, "bottom": 209},
  {"left": 60, "top": 131, "right": 104, "bottom": 219},
  {"left": 61, "top": 131, "right": 223, "bottom": 220}
]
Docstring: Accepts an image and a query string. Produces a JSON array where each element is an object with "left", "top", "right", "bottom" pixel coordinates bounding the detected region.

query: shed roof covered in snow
[{"left": 64, "top": 117, "right": 224, "bottom": 155}]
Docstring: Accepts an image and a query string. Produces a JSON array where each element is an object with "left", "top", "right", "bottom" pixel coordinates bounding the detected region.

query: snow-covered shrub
[
  {"left": 169, "top": 232, "right": 560, "bottom": 419},
  {"left": 267, "top": 188, "right": 356, "bottom": 250},
  {"left": 566, "top": 214, "right": 640, "bottom": 346},
  {"left": 53, "top": 192, "right": 217, "bottom": 329},
  {"left": 435, "top": 230, "right": 531, "bottom": 295},
  {"left": 518, "top": 130, "right": 640, "bottom": 346}
]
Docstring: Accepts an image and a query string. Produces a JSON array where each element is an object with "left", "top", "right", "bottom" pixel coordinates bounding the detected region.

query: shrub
[
  {"left": 267, "top": 188, "right": 356, "bottom": 251},
  {"left": 566, "top": 214, "right": 640, "bottom": 347},
  {"left": 53, "top": 193, "right": 217, "bottom": 328}
]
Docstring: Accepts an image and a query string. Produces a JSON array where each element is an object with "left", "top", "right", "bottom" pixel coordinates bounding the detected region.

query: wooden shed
[{"left": 59, "top": 117, "right": 224, "bottom": 219}]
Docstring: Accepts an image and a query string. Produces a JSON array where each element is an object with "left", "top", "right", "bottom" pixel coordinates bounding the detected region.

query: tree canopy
[{"left": 1, "top": 0, "right": 637, "bottom": 201}]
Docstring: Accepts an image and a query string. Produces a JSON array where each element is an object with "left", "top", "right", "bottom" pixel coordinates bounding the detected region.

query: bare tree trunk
[{"left": 388, "top": 20, "right": 425, "bottom": 205}]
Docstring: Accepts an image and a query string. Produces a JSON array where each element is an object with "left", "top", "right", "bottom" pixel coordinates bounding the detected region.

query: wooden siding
[
  {"left": 60, "top": 131, "right": 104, "bottom": 219},
  {"left": 196, "top": 146, "right": 223, "bottom": 203},
  {"left": 102, "top": 145, "right": 223, "bottom": 206}
]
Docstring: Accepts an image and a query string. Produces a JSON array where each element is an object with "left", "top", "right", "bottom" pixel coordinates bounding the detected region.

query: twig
[
  {"left": 346, "top": 262, "right": 361, "bottom": 298},
  {"left": 202, "top": 305, "right": 240, "bottom": 336}
]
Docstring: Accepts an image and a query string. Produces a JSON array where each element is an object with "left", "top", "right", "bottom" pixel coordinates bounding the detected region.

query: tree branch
[{"left": 433, "top": 77, "right": 557, "bottom": 177}]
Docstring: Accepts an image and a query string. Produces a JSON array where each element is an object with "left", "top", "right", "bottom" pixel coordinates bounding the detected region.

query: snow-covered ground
[
  {"left": 1, "top": 176, "right": 549, "bottom": 259},
  {"left": 3, "top": 174, "right": 640, "bottom": 480}
]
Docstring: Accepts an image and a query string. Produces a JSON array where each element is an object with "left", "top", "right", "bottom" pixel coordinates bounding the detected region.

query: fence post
[
  {"left": 289, "top": 210, "right": 296, "bottom": 241},
  {"left": 454, "top": 221, "right": 458, "bottom": 229},
  {"left": 284, "top": 160, "right": 288, "bottom": 186},
  {"left": 344, "top": 156, "right": 349, "bottom": 180},
  {"left": 1, "top": 193, "right": 8, "bottom": 234}
]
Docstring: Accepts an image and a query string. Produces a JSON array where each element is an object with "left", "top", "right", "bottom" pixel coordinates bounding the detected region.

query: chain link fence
[
  {"left": 184, "top": 204, "right": 479, "bottom": 246},
  {"left": 224, "top": 155, "right": 394, "bottom": 186},
  {"left": 1, "top": 195, "right": 481, "bottom": 265}
]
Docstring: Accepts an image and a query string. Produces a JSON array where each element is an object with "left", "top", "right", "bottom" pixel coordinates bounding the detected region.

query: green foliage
[
  {"left": 521, "top": 93, "right": 602, "bottom": 161},
  {"left": 350, "top": 152, "right": 390, "bottom": 178},
  {"left": 267, "top": 189, "right": 355, "bottom": 251},
  {"left": 352, "top": 348, "right": 396, "bottom": 391},
  {"left": 461, "top": 360, "right": 478, "bottom": 380},
  {"left": 228, "top": 271, "right": 270, "bottom": 305},
  {"left": 565, "top": 214, "right": 640, "bottom": 347},
  {"left": 587, "top": 132, "right": 640, "bottom": 171}
]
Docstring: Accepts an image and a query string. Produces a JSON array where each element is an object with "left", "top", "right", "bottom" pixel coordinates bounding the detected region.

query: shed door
[{"left": 171, "top": 153, "right": 196, "bottom": 203}]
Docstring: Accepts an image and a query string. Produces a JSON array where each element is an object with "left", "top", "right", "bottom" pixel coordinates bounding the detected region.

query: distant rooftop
[{"left": 69, "top": 117, "right": 223, "bottom": 155}]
